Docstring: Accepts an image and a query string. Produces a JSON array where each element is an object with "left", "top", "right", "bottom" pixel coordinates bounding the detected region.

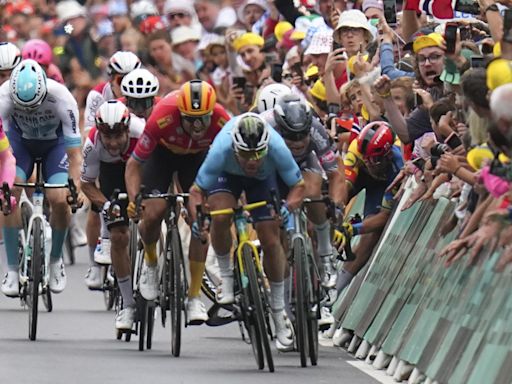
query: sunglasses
[
  {"left": 126, "top": 97, "right": 154, "bottom": 112},
  {"left": 282, "top": 131, "right": 309, "bottom": 142},
  {"left": 168, "top": 12, "right": 188, "bottom": 20},
  {"left": 97, "top": 122, "right": 129, "bottom": 133},
  {"left": 236, "top": 148, "right": 268, "bottom": 161},
  {"left": 181, "top": 113, "right": 212, "bottom": 129}
]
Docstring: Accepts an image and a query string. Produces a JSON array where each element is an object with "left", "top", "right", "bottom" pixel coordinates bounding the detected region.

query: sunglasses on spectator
[
  {"left": 417, "top": 53, "right": 443, "bottom": 65},
  {"left": 168, "top": 12, "right": 188, "bottom": 20},
  {"left": 236, "top": 148, "right": 268, "bottom": 161}
]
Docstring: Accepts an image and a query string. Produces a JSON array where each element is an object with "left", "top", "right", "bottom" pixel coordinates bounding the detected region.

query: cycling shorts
[
  {"left": 98, "top": 162, "right": 128, "bottom": 228},
  {"left": 349, "top": 170, "right": 390, "bottom": 217}
]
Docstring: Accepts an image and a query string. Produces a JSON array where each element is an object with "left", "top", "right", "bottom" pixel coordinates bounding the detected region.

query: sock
[
  {"left": 216, "top": 252, "right": 232, "bottom": 278},
  {"left": 99, "top": 211, "right": 109, "bottom": 239},
  {"left": 118, "top": 275, "right": 135, "bottom": 307},
  {"left": 283, "top": 275, "right": 291, "bottom": 308},
  {"left": 89, "top": 245, "right": 100, "bottom": 266},
  {"left": 50, "top": 228, "right": 68, "bottom": 263},
  {"left": 143, "top": 242, "right": 157, "bottom": 266},
  {"left": 269, "top": 280, "right": 285, "bottom": 313},
  {"left": 188, "top": 260, "right": 206, "bottom": 298},
  {"left": 3, "top": 227, "right": 20, "bottom": 271},
  {"left": 314, "top": 220, "right": 332, "bottom": 257},
  {"left": 336, "top": 269, "right": 354, "bottom": 295}
]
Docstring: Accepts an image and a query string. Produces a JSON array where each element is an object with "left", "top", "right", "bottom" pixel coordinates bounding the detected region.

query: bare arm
[
  {"left": 286, "top": 181, "right": 305, "bottom": 211},
  {"left": 125, "top": 156, "right": 143, "bottom": 203},
  {"left": 81, "top": 181, "right": 107, "bottom": 209},
  {"left": 383, "top": 98, "right": 410, "bottom": 143},
  {"left": 66, "top": 147, "right": 83, "bottom": 189}
]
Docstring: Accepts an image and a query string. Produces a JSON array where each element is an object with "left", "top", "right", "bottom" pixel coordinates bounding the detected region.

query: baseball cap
[
  {"left": 486, "top": 57, "right": 512, "bottom": 91},
  {"left": 412, "top": 32, "right": 444, "bottom": 54}
]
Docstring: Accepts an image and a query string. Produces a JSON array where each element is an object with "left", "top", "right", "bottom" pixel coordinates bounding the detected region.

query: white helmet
[
  {"left": 121, "top": 68, "right": 159, "bottom": 98},
  {"left": 108, "top": 51, "right": 142, "bottom": 75},
  {"left": 232, "top": 112, "right": 270, "bottom": 153},
  {"left": 10, "top": 59, "right": 47, "bottom": 109},
  {"left": 256, "top": 83, "right": 291, "bottom": 113},
  {"left": 0, "top": 42, "right": 22, "bottom": 71},
  {"left": 95, "top": 100, "right": 131, "bottom": 133}
]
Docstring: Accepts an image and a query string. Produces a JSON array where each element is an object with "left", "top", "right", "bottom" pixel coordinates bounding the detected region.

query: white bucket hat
[
  {"left": 57, "top": 0, "right": 87, "bottom": 22},
  {"left": 304, "top": 30, "right": 333, "bottom": 56},
  {"left": 171, "top": 26, "right": 201, "bottom": 45},
  {"left": 237, "top": 0, "right": 268, "bottom": 23},
  {"left": 333, "top": 10, "right": 374, "bottom": 44}
]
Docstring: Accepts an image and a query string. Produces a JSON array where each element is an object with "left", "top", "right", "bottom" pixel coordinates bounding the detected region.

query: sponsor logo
[
  {"left": 59, "top": 154, "right": 69, "bottom": 170},
  {"left": 217, "top": 117, "right": 227, "bottom": 128},
  {"left": 157, "top": 115, "right": 172, "bottom": 129},
  {"left": 139, "top": 134, "right": 151, "bottom": 150},
  {"left": 68, "top": 109, "right": 77, "bottom": 133}
]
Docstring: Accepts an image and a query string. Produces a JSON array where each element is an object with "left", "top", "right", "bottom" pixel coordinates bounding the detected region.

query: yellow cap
[
  {"left": 290, "top": 30, "right": 306, "bottom": 40},
  {"left": 305, "top": 64, "right": 319, "bottom": 79},
  {"left": 309, "top": 79, "right": 326, "bottom": 101},
  {"left": 274, "top": 21, "right": 293, "bottom": 42},
  {"left": 347, "top": 54, "right": 369, "bottom": 75},
  {"left": 466, "top": 143, "right": 510, "bottom": 170},
  {"left": 412, "top": 33, "right": 444, "bottom": 54},
  {"left": 486, "top": 58, "right": 512, "bottom": 91},
  {"left": 232, "top": 32, "right": 264, "bottom": 52}
]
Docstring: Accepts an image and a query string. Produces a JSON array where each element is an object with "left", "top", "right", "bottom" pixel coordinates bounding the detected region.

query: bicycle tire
[
  {"left": 28, "top": 218, "right": 43, "bottom": 341},
  {"left": 137, "top": 294, "right": 147, "bottom": 351},
  {"left": 200, "top": 270, "right": 218, "bottom": 303},
  {"left": 242, "top": 244, "right": 274, "bottom": 372},
  {"left": 307, "top": 251, "right": 319, "bottom": 366},
  {"left": 169, "top": 226, "right": 184, "bottom": 357},
  {"left": 294, "top": 238, "right": 308, "bottom": 367},
  {"left": 236, "top": 245, "right": 263, "bottom": 370},
  {"left": 103, "top": 268, "right": 116, "bottom": 311},
  {"left": 147, "top": 303, "right": 155, "bottom": 350}
]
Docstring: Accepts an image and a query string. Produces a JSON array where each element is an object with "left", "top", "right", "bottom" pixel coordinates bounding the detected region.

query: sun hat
[
  {"left": 486, "top": 57, "right": 512, "bottom": 91},
  {"left": 232, "top": 32, "right": 264, "bottom": 52},
  {"left": 333, "top": 10, "right": 373, "bottom": 44},
  {"left": 56, "top": 0, "right": 87, "bottom": 22},
  {"left": 304, "top": 30, "right": 332, "bottom": 55},
  {"left": 171, "top": 26, "right": 201, "bottom": 45}
]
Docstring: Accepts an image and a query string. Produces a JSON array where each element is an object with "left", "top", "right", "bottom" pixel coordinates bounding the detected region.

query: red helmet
[{"left": 357, "top": 121, "right": 394, "bottom": 162}]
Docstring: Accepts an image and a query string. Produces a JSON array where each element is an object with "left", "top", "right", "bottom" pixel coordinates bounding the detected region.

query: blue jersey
[{"left": 195, "top": 117, "right": 303, "bottom": 191}]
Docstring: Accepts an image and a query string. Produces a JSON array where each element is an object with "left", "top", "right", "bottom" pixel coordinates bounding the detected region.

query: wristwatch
[{"left": 484, "top": 4, "right": 499, "bottom": 13}]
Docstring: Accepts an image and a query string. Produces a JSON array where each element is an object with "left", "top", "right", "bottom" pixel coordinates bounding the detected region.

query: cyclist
[
  {"left": 0, "top": 59, "right": 82, "bottom": 296},
  {"left": 21, "top": 39, "right": 65, "bottom": 84},
  {"left": 120, "top": 68, "right": 160, "bottom": 120},
  {"left": 332, "top": 121, "right": 403, "bottom": 296},
  {"left": 125, "top": 80, "right": 230, "bottom": 324},
  {"left": 188, "top": 113, "right": 305, "bottom": 352},
  {"left": 83, "top": 51, "right": 141, "bottom": 286},
  {"left": 81, "top": 100, "right": 144, "bottom": 329},
  {"left": 263, "top": 94, "right": 345, "bottom": 289}
]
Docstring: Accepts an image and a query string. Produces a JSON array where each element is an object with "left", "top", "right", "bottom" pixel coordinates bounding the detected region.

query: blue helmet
[{"left": 9, "top": 59, "right": 47, "bottom": 109}]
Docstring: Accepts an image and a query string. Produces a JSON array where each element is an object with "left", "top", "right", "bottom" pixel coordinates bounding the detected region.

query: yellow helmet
[{"left": 177, "top": 80, "right": 217, "bottom": 116}]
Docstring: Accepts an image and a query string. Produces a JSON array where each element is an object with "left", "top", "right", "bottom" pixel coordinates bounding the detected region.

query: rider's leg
[{"left": 84, "top": 208, "right": 103, "bottom": 288}]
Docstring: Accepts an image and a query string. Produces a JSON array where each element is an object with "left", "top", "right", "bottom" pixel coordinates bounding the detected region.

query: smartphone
[
  {"left": 445, "top": 133, "right": 463, "bottom": 149},
  {"left": 412, "top": 157, "right": 426, "bottom": 171},
  {"left": 504, "top": 9, "right": 512, "bottom": 43},
  {"left": 444, "top": 23, "right": 458, "bottom": 54},
  {"left": 470, "top": 56, "right": 485, "bottom": 68},
  {"left": 454, "top": 0, "right": 480, "bottom": 15},
  {"left": 232, "top": 76, "right": 246, "bottom": 89},
  {"left": 383, "top": 0, "right": 397, "bottom": 26},
  {"left": 415, "top": 92, "right": 423, "bottom": 107},
  {"left": 271, "top": 63, "right": 283, "bottom": 83},
  {"left": 459, "top": 26, "right": 471, "bottom": 41}
]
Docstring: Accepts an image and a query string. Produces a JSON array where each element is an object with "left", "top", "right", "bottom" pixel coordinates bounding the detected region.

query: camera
[{"left": 430, "top": 143, "right": 450, "bottom": 157}]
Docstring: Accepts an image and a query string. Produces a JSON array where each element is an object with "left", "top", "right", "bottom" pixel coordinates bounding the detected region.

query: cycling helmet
[
  {"left": 121, "top": 68, "right": 159, "bottom": 98},
  {"left": 0, "top": 42, "right": 22, "bottom": 71},
  {"left": 232, "top": 112, "right": 270, "bottom": 152},
  {"left": 108, "top": 51, "right": 142, "bottom": 75},
  {"left": 10, "top": 59, "right": 47, "bottom": 109},
  {"left": 177, "top": 80, "right": 216, "bottom": 116},
  {"left": 95, "top": 100, "right": 131, "bottom": 133},
  {"left": 21, "top": 39, "right": 53, "bottom": 67},
  {"left": 256, "top": 83, "right": 291, "bottom": 113},
  {"left": 273, "top": 94, "right": 312, "bottom": 140},
  {"left": 357, "top": 121, "right": 395, "bottom": 161}
]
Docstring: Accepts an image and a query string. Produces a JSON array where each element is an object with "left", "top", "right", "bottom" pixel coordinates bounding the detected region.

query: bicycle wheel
[
  {"left": 242, "top": 244, "right": 274, "bottom": 372},
  {"left": 137, "top": 294, "right": 147, "bottom": 351},
  {"left": 169, "top": 227, "right": 184, "bottom": 357},
  {"left": 307, "top": 251, "right": 320, "bottom": 366},
  {"left": 294, "top": 238, "right": 308, "bottom": 367},
  {"left": 147, "top": 302, "right": 155, "bottom": 350},
  {"left": 28, "top": 218, "right": 43, "bottom": 341}
]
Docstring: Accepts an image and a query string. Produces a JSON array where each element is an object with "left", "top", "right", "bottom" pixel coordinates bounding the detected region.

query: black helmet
[
  {"left": 232, "top": 112, "right": 269, "bottom": 152},
  {"left": 273, "top": 94, "right": 312, "bottom": 141}
]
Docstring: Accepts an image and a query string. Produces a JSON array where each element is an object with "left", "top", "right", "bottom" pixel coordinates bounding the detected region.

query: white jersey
[
  {"left": 84, "top": 82, "right": 115, "bottom": 132},
  {"left": 0, "top": 79, "right": 81, "bottom": 148},
  {"left": 81, "top": 116, "right": 144, "bottom": 183}
]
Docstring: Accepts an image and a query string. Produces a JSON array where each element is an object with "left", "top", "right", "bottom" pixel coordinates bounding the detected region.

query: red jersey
[{"left": 132, "top": 93, "right": 230, "bottom": 161}]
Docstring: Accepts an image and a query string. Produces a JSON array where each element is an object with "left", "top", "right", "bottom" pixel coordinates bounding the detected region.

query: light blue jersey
[{"left": 195, "top": 117, "right": 303, "bottom": 191}]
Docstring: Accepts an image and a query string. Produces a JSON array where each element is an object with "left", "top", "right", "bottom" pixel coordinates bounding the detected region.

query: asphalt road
[{"left": 0, "top": 245, "right": 378, "bottom": 384}]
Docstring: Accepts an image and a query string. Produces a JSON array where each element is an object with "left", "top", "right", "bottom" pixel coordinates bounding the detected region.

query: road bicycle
[
  {"left": 198, "top": 200, "right": 275, "bottom": 372},
  {"left": 6, "top": 158, "right": 79, "bottom": 340}
]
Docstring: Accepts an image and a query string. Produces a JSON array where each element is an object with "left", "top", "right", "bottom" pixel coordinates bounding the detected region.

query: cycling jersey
[
  {"left": 0, "top": 78, "right": 81, "bottom": 148},
  {"left": 195, "top": 116, "right": 303, "bottom": 192},
  {"left": 81, "top": 117, "right": 145, "bottom": 183},
  {"left": 84, "top": 81, "right": 115, "bottom": 132},
  {"left": 131, "top": 92, "right": 230, "bottom": 162},
  {"left": 47, "top": 63, "right": 65, "bottom": 84},
  {"left": 260, "top": 109, "right": 338, "bottom": 174}
]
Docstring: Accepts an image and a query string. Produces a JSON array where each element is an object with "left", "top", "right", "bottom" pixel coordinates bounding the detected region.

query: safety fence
[{"left": 332, "top": 182, "right": 512, "bottom": 384}]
